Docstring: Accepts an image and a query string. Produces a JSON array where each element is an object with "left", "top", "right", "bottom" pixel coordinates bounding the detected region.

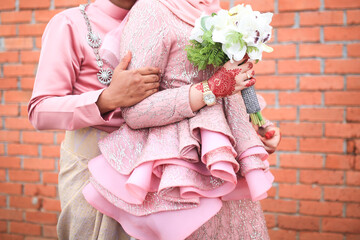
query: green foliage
[{"left": 185, "top": 28, "right": 229, "bottom": 70}]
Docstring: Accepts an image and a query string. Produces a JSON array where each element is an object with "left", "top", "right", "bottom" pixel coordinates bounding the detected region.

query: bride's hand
[
  {"left": 207, "top": 56, "right": 256, "bottom": 98},
  {"left": 256, "top": 126, "right": 281, "bottom": 154}
]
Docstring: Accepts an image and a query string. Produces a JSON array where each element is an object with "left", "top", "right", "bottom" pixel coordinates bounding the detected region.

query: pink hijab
[
  {"left": 158, "top": 0, "right": 221, "bottom": 26},
  {"left": 101, "top": 0, "right": 221, "bottom": 68}
]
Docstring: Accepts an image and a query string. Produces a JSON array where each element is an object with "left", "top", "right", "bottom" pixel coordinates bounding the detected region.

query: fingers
[
  {"left": 141, "top": 74, "right": 160, "bottom": 83},
  {"left": 137, "top": 67, "right": 161, "bottom": 76},
  {"left": 143, "top": 81, "right": 160, "bottom": 91},
  {"left": 117, "top": 51, "right": 132, "bottom": 70}
]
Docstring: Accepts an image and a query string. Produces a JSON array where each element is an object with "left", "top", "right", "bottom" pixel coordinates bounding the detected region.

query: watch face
[{"left": 204, "top": 92, "right": 216, "bottom": 105}]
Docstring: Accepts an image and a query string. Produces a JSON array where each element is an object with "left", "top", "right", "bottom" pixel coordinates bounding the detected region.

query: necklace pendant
[
  {"left": 97, "top": 68, "right": 113, "bottom": 85},
  {"left": 87, "top": 31, "right": 102, "bottom": 48}
]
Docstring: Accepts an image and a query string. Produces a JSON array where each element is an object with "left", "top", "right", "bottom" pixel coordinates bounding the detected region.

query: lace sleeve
[{"left": 118, "top": 0, "right": 196, "bottom": 129}]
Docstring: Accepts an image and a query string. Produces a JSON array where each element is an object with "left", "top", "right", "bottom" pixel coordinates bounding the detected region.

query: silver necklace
[{"left": 79, "top": 4, "right": 113, "bottom": 85}]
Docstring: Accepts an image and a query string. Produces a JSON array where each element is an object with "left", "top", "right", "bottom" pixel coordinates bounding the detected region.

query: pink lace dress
[{"left": 83, "top": 0, "right": 273, "bottom": 239}]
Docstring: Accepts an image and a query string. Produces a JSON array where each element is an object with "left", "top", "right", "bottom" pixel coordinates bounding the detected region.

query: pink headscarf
[{"left": 158, "top": 0, "right": 221, "bottom": 26}]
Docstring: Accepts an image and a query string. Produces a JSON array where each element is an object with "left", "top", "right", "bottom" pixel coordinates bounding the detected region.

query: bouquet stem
[{"left": 241, "top": 85, "right": 265, "bottom": 127}]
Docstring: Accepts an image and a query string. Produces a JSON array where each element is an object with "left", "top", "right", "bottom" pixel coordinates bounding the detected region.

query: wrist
[{"left": 96, "top": 89, "right": 116, "bottom": 114}]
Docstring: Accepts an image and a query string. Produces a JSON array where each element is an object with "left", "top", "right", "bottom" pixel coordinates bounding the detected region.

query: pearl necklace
[{"left": 79, "top": 4, "right": 113, "bottom": 85}]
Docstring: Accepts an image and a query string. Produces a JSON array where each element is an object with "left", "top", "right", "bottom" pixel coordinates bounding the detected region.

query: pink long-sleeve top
[{"left": 28, "top": 0, "right": 196, "bottom": 133}]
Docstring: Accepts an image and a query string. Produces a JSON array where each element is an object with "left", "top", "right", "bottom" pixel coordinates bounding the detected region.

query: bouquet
[{"left": 185, "top": 4, "right": 273, "bottom": 126}]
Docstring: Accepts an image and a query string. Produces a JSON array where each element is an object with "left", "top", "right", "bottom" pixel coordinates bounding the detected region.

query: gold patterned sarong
[{"left": 57, "top": 127, "right": 131, "bottom": 240}]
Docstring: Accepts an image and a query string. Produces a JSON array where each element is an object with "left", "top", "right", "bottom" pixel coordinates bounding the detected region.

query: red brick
[
  {"left": 324, "top": 187, "right": 360, "bottom": 202},
  {"left": 9, "top": 170, "right": 40, "bottom": 182},
  {"left": 23, "top": 158, "right": 55, "bottom": 171},
  {"left": 300, "top": 108, "right": 344, "bottom": 122},
  {"left": 271, "top": 169, "right": 297, "bottom": 183},
  {"left": 0, "top": 182, "right": 22, "bottom": 195},
  {"left": 264, "top": 214, "right": 276, "bottom": 228},
  {"left": 256, "top": 75, "right": 296, "bottom": 90},
  {"left": 54, "top": 0, "right": 89, "bottom": 8},
  {"left": 0, "top": 209, "right": 23, "bottom": 221},
  {"left": 4, "top": 91, "right": 32, "bottom": 103},
  {"left": 0, "top": 130, "right": 20, "bottom": 142},
  {"left": 279, "top": 0, "right": 320, "bottom": 11},
  {"left": 347, "top": 171, "right": 360, "bottom": 186},
  {"left": 0, "top": 0, "right": 16, "bottom": 10},
  {"left": 3, "top": 64, "right": 36, "bottom": 77},
  {"left": 300, "top": 75, "right": 344, "bottom": 90},
  {"left": 0, "top": 220, "right": 6, "bottom": 232},
  {"left": 347, "top": 139, "right": 360, "bottom": 155},
  {"left": 43, "top": 172, "right": 58, "bottom": 184},
  {"left": 21, "top": 78, "right": 35, "bottom": 90},
  {"left": 22, "top": 131, "right": 54, "bottom": 144},
  {"left": 5, "top": 117, "right": 34, "bottom": 130},
  {"left": 0, "top": 11, "right": 32, "bottom": 23},
  {"left": 278, "top": 27, "right": 320, "bottom": 42},
  {"left": 300, "top": 138, "right": 343, "bottom": 153},
  {"left": 0, "top": 78, "right": 18, "bottom": 90},
  {"left": 326, "top": 123, "right": 360, "bottom": 138},
  {"left": 234, "top": 0, "right": 274, "bottom": 12},
  {"left": 346, "top": 203, "right": 360, "bottom": 217},
  {"left": 21, "top": 51, "right": 40, "bottom": 63},
  {"left": 279, "top": 92, "right": 322, "bottom": 105},
  {"left": 323, "top": 218, "right": 360, "bottom": 233},
  {"left": 8, "top": 143, "right": 38, "bottom": 156},
  {"left": 325, "top": 26, "right": 360, "bottom": 41},
  {"left": 325, "top": 59, "right": 360, "bottom": 74},
  {"left": 347, "top": 10, "right": 360, "bottom": 25},
  {"left": 42, "top": 198, "right": 61, "bottom": 212},
  {"left": 272, "top": 12, "right": 295, "bottom": 27},
  {"left": 280, "top": 154, "right": 324, "bottom": 169},
  {"left": 277, "top": 137, "right": 297, "bottom": 151},
  {"left": 258, "top": 93, "right": 276, "bottom": 106},
  {"left": 325, "top": 0, "right": 360, "bottom": 9},
  {"left": 0, "top": 170, "right": 6, "bottom": 181},
  {"left": 263, "top": 44, "right": 296, "bottom": 59},
  {"left": 278, "top": 215, "right": 320, "bottom": 231},
  {"left": 262, "top": 199, "right": 297, "bottom": 213},
  {"left": 18, "top": 24, "right": 47, "bottom": 37},
  {"left": 26, "top": 211, "right": 57, "bottom": 224},
  {"left": 347, "top": 107, "right": 360, "bottom": 122},
  {"left": 300, "top": 232, "right": 343, "bottom": 240},
  {"left": 19, "top": 0, "right": 50, "bottom": 9},
  {"left": 300, "top": 170, "right": 344, "bottom": 185},
  {"left": 34, "top": 9, "right": 62, "bottom": 22},
  {"left": 326, "top": 155, "right": 355, "bottom": 170},
  {"left": 43, "top": 225, "right": 58, "bottom": 238},
  {"left": 300, "top": 11, "right": 343, "bottom": 26},
  {"left": 0, "top": 102, "right": 20, "bottom": 116},
  {"left": 280, "top": 122, "right": 323, "bottom": 137},
  {"left": 268, "top": 230, "right": 297, "bottom": 240},
  {"left": 4, "top": 37, "right": 33, "bottom": 50},
  {"left": 325, "top": 92, "right": 360, "bottom": 106},
  {"left": 24, "top": 184, "right": 57, "bottom": 197},
  {"left": 9, "top": 196, "right": 40, "bottom": 209},
  {"left": 0, "top": 156, "right": 21, "bottom": 168},
  {"left": 0, "top": 25, "right": 16, "bottom": 37},
  {"left": 262, "top": 107, "right": 297, "bottom": 121},
  {"left": 0, "top": 51, "right": 19, "bottom": 63},
  {"left": 0, "top": 196, "right": 6, "bottom": 207},
  {"left": 253, "top": 60, "right": 275, "bottom": 75},
  {"left": 278, "top": 59, "right": 321, "bottom": 74},
  {"left": 0, "top": 234, "right": 24, "bottom": 240},
  {"left": 300, "top": 44, "right": 343, "bottom": 58},
  {"left": 347, "top": 234, "right": 360, "bottom": 240},
  {"left": 41, "top": 145, "right": 60, "bottom": 158},
  {"left": 279, "top": 184, "right": 321, "bottom": 200},
  {"left": 300, "top": 200, "right": 343, "bottom": 217},
  {"left": 10, "top": 222, "right": 41, "bottom": 236},
  {"left": 347, "top": 76, "right": 360, "bottom": 90},
  {"left": 56, "top": 131, "right": 65, "bottom": 144}
]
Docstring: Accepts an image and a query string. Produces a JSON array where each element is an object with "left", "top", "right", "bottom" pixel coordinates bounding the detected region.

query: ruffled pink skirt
[{"left": 83, "top": 123, "right": 274, "bottom": 239}]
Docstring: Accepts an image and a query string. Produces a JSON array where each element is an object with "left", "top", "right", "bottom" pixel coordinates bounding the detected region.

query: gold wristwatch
[{"left": 202, "top": 80, "right": 216, "bottom": 106}]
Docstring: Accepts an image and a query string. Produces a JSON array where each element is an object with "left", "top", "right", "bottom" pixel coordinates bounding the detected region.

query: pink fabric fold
[{"left": 83, "top": 183, "right": 222, "bottom": 240}]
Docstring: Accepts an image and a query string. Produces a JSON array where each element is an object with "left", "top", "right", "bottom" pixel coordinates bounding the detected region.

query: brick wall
[{"left": 0, "top": 0, "right": 359, "bottom": 239}]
